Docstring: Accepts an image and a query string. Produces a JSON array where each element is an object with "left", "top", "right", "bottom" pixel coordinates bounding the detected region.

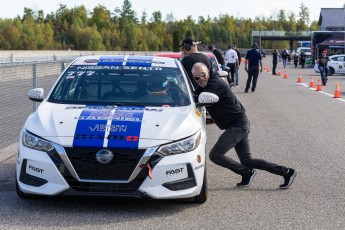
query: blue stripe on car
[
  {"left": 73, "top": 106, "right": 144, "bottom": 149},
  {"left": 73, "top": 107, "right": 110, "bottom": 147},
  {"left": 107, "top": 106, "right": 144, "bottom": 149}
]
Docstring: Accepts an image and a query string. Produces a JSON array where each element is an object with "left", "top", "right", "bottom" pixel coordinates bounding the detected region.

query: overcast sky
[{"left": 0, "top": 0, "right": 344, "bottom": 22}]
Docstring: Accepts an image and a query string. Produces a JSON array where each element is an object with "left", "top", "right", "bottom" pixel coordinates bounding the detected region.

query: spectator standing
[
  {"left": 293, "top": 52, "right": 299, "bottom": 68},
  {"left": 232, "top": 44, "right": 241, "bottom": 87},
  {"left": 244, "top": 43, "right": 262, "bottom": 93},
  {"left": 179, "top": 37, "right": 212, "bottom": 89},
  {"left": 299, "top": 50, "right": 307, "bottom": 69},
  {"left": 192, "top": 62, "right": 297, "bottom": 189},
  {"left": 272, "top": 49, "right": 279, "bottom": 75},
  {"left": 224, "top": 45, "right": 239, "bottom": 87},
  {"left": 317, "top": 50, "right": 330, "bottom": 86},
  {"left": 281, "top": 49, "right": 289, "bottom": 69},
  {"left": 208, "top": 45, "right": 225, "bottom": 67}
]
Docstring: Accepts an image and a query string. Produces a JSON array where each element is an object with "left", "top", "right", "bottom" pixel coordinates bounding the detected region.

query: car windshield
[{"left": 48, "top": 65, "right": 191, "bottom": 107}]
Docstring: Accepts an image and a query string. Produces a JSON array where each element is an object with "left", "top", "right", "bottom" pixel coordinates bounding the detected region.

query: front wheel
[
  {"left": 329, "top": 67, "right": 335, "bottom": 76},
  {"left": 193, "top": 165, "right": 208, "bottom": 204}
]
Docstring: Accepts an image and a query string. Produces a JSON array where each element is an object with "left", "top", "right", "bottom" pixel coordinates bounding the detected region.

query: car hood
[{"left": 24, "top": 102, "right": 203, "bottom": 149}]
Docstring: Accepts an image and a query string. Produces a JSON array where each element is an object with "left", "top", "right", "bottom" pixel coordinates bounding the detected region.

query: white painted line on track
[{"left": 298, "top": 83, "right": 345, "bottom": 103}]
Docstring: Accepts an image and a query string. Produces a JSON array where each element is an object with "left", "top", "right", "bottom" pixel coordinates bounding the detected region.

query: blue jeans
[
  {"left": 209, "top": 118, "right": 288, "bottom": 176},
  {"left": 235, "top": 66, "right": 239, "bottom": 85},
  {"left": 282, "top": 59, "right": 287, "bottom": 68},
  {"left": 318, "top": 65, "right": 329, "bottom": 84}
]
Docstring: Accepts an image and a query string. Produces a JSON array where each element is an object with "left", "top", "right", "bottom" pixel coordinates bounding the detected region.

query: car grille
[{"left": 64, "top": 147, "right": 146, "bottom": 180}]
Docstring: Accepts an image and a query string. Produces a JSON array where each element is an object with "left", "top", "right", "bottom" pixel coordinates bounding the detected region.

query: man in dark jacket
[
  {"left": 208, "top": 45, "right": 225, "bottom": 67},
  {"left": 192, "top": 62, "right": 297, "bottom": 189},
  {"left": 244, "top": 43, "right": 262, "bottom": 93},
  {"left": 180, "top": 37, "right": 212, "bottom": 89}
]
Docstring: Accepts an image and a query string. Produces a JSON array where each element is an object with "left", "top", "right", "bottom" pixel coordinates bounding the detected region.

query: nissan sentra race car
[{"left": 16, "top": 55, "right": 219, "bottom": 203}]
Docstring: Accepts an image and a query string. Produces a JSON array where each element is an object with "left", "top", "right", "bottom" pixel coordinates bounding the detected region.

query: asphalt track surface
[{"left": 1, "top": 56, "right": 345, "bottom": 229}]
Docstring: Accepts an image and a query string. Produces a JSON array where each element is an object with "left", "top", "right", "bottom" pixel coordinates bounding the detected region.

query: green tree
[{"left": 297, "top": 3, "right": 309, "bottom": 31}]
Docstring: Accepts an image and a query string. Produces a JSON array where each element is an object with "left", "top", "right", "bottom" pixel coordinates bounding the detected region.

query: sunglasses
[{"left": 193, "top": 72, "right": 206, "bottom": 80}]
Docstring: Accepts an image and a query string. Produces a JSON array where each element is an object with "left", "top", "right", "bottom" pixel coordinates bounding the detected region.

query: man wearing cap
[
  {"left": 179, "top": 37, "right": 212, "bottom": 89},
  {"left": 244, "top": 43, "right": 263, "bottom": 93},
  {"left": 208, "top": 45, "right": 225, "bottom": 67},
  {"left": 192, "top": 62, "right": 297, "bottom": 189},
  {"left": 224, "top": 45, "right": 239, "bottom": 87},
  {"left": 317, "top": 50, "right": 330, "bottom": 86}
]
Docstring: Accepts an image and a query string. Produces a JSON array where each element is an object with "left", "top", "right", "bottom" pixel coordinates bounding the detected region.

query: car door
[{"left": 335, "top": 56, "right": 345, "bottom": 74}]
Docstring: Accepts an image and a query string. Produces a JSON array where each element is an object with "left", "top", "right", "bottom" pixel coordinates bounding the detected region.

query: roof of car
[
  {"left": 70, "top": 55, "right": 178, "bottom": 68},
  {"left": 154, "top": 52, "right": 215, "bottom": 58}
]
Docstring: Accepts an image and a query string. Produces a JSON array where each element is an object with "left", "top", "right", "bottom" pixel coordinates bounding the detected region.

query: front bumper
[{"left": 16, "top": 141, "right": 206, "bottom": 199}]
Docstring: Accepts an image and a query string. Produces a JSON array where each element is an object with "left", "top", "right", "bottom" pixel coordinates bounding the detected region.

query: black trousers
[
  {"left": 245, "top": 68, "right": 259, "bottom": 91},
  {"left": 272, "top": 61, "right": 277, "bottom": 74},
  {"left": 227, "top": 63, "right": 236, "bottom": 84},
  {"left": 209, "top": 117, "right": 288, "bottom": 176}
]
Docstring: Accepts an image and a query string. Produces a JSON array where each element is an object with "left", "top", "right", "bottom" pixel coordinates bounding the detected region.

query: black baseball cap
[
  {"left": 208, "top": 45, "right": 215, "bottom": 51},
  {"left": 252, "top": 43, "right": 259, "bottom": 48},
  {"left": 179, "top": 37, "right": 197, "bottom": 47}
]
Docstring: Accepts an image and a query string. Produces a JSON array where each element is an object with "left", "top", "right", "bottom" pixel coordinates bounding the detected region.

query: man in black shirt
[
  {"left": 317, "top": 50, "right": 330, "bottom": 86},
  {"left": 192, "top": 62, "right": 297, "bottom": 189},
  {"left": 208, "top": 45, "right": 225, "bottom": 67},
  {"left": 244, "top": 43, "right": 262, "bottom": 93},
  {"left": 179, "top": 37, "right": 212, "bottom": 90}
]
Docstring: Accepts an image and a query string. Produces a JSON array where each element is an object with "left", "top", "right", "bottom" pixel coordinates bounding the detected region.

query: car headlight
[
  {"left": 157, "top": 130, "right": 201, "bottom": 155},
  {"left": 22, "top": 129, "right": 55, "bottom": 152}
]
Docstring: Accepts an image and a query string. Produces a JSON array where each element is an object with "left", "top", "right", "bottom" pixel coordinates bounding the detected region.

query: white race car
[
  {"left": 314, "top": 54, "right": 345, "bottom": 75},
  {"left": 16, "top": 55, "right": 219, "bottom": 203}
]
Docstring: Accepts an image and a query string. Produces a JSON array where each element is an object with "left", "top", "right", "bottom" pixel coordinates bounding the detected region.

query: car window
[
  {"left": 48, "top": 65, "right": 191, "bottom": 107},
  {"left": 335, "top": 56, "right": 345, "bottom": 62},
  {"left": 209, "top": 57, "right": 219, "bottom": 71}
]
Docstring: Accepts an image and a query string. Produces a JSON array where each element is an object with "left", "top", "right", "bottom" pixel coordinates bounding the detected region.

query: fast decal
[
  {"left": 73, "top": 106, "right": 144, "bottom": 148},
  {"left": 166, "top": 167, "right": 184, "bottom": 176}
]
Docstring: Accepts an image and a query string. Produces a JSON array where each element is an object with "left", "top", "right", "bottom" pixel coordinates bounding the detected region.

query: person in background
[
  {"left": 272, "top": 49, "right": 279, "bottom": 75},
  {"left": 317, "top": 50, "right": 330, "bottom": 86},
  {"left": 299, "top": 50, "right": 307, "bottom": 69},
  {"left": 232, "top": 44, "right": 241, "bottom": 87},
  {"left": 224, "top": 45, "right": 239, "bottom": 87},
  {"left": 293, "top": 52, "right": 299, "bottom": 68},
  {"left": 192, "top": 62, "right": 297, "bottom": 189},
  {"left": 179, "top": 37, "right": 212, "bottom": 90},
  {"left": 244, "top": 43, "right": 262, "bottom": 93},
  {"left": 208, "top": 45, "right": 225, "bottom": 67},
  {"left": 281, "top": 49, "right": 288, "bottom": 69}
]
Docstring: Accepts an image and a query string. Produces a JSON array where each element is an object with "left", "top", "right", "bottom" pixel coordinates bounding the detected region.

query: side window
[{"left": 337, "top": 56, "right": 345, "bottom": 62}]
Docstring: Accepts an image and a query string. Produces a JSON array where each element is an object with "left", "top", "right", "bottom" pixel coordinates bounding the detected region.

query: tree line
[{"left": 0, "top": 0, "right": 319, "bottom": 51}]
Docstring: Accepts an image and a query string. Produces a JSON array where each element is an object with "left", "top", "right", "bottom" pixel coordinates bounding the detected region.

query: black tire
[
  {"left": 193, "top": 164, "right": 208, "bottom": 204},
  {"left": 329, "top": 67, "right": 335, "bottom": 76}
]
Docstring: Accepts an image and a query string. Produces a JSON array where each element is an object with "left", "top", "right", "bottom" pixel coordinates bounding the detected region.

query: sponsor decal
[
  {"left": 28, "top": 165, "right": 44, "bottom": 174},
  {"left": 166, "top": 167, "right": 184, "bottom": 176},
  {"left": 126, "top": 56, "right": 154, "bottom": 67},
  {"left": 98, "top": 55, "right": 126, "bottom": 66},
  {"left": 73, "top": 106, "right": 144, "bottom": 148},
  {"left": 195, "top": 164, "right": 204, "bottom": 170},
  {"left": 84, "top": 59, "right": 99, "bottom": 63}
]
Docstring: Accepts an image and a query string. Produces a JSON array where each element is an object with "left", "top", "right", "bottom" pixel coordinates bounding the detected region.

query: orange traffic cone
[
  {"left": 309, "top": 77, "right": 314, "bottom": 88},
  {"left": 277, "top": 69, "right": 281, "bottom": 76},
  {"left": 297, "top": 73, "right": 302, "bottom": 83},
  {"left": 333, "top": 82, "right": 341, "bottom": 98},
  {"left": 315, "top": 78, "right": 322, "bottom": 91},
  {"left": 283, "top": 70, "right": 288, "bottom": 79}
]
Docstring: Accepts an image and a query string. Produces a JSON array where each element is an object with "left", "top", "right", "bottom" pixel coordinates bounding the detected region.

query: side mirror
[
  {"left": 28, "top": 88, "right": 44, "bottom": 102},
  {"left": 196, "top": 92, "right": 219, "bottom": 106},
  {"left": 218, "top": 70, "right": 229, "bottom": 77}
]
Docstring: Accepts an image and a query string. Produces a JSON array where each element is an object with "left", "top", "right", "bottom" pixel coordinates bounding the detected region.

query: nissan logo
[{"left": 95, "top": 149, "right": 114, "bottom": 164}]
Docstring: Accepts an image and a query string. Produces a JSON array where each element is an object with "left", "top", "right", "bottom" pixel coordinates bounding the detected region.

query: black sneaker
[
  {"left": 279, "top": 168, "right": 297, "bottom": 189},
  {"left": 244, "top": 90, "right": 248, "bottom": 93},
  {"left": 237, "top": 169, "right": 257, "bottom": 187},
  {"left": 251, "top": 89, "right": 255, "bottom": 93}
]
